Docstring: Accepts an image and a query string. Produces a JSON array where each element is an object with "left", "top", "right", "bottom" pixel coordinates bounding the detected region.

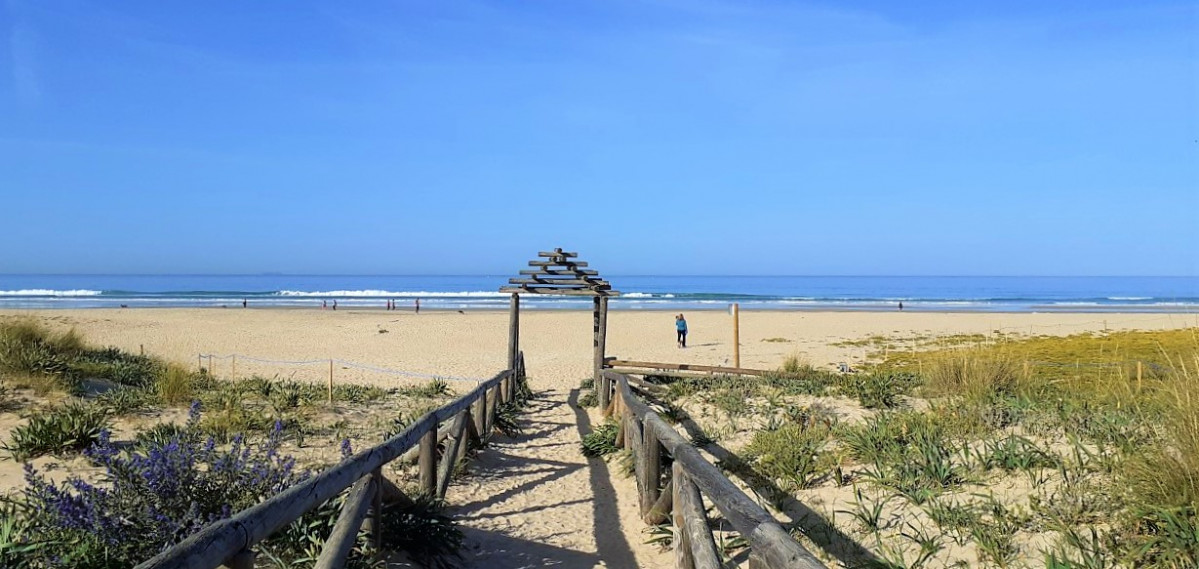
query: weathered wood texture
[
  {"left": 605, "top": 371, "right": 826, "bottom": 569},
  {"left": 520, "top": 268, "right": 599, "bottom": 276},
  {"left": 537, "top": 249, "right": 578, "bottom": 258},
  {"left": 136, "top": 369, "right": 511, "bottom": 569},
  {"left": 606, "top": 360, "right": 770, "bottom": 377},
  {"left": 499, "top": 286, "right": 621, "bottom": 296},
  {"left": 436, "top": 411, "right": 469, "bottom": 499},
  {"left": 674, "top": 462, "right": 721, "bottom": 569},
  {"left": 509, "top": 278, "right": 610, "bottom": 287},
  {"left": 501, "top": 249, "right": 620, "bottom": 297},
  {"left": 313, "top": 474, "right": 376, "bottom": 569}
]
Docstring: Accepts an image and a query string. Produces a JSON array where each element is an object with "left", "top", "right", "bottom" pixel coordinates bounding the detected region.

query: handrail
[
  {"left": 138, "top": 359, "right": 526, "bottom": 569},
  {"left": 603, "top": 370, "right": 826, "bottom": 569}
]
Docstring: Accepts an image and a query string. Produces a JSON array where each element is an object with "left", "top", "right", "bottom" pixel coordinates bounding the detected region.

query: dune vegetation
[
  {"left": 0, "top": 317, "right": 492, "bottom": 568},
  {"left": 608, "top": 328, "right": 1197, "bottom": 568}
]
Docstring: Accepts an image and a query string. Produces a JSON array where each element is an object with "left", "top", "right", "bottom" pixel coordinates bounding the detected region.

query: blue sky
[{"left": 1, "top": 0, "right": 1196, "bottom": 276}]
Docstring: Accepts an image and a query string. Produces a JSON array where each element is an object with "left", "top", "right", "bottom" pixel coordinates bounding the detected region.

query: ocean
[{"left": 0, "top": 275, "right": 1196, "bottom": 313}]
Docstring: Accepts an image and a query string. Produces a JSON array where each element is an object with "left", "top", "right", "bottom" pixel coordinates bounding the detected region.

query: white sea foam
[
  {"left": 276, "top": 290, "right": 509, "bottom": 298},
  {"left": 1107, "top": 297, "right": 1152, "bottom": 301},
  {"left": 0, "top": 289, "right": 104, "bottom": 296}
]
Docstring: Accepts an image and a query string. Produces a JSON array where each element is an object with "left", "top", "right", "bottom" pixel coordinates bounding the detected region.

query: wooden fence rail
[
  {"left": 602, "top": 370, "right": 825, "bottom": 569},
  {"left": 136, "top": 353, "right": 527, "bottom": 569}
]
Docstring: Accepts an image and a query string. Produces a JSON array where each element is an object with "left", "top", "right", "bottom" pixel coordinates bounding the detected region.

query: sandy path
[{"left": 449, "top": 383, "right": 670, "bottom": 569}]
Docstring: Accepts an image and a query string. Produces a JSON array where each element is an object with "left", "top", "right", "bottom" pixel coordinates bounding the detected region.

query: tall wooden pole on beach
[
  {"left": 732, "top": 303, "right": 740, "bottom": 368},
  {"left": 595, "top": 296, "right": 609, "bottom": 409},
  {"left": 508, "top": 294, "right": 520, "bottom": 373}
]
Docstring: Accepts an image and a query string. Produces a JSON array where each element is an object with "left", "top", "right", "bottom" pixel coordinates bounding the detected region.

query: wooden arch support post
[
  {"left": 595, "top": 296, "right": 609, "bottom": 409},
  {"left": 508, "top": 293, "right": 520, "bottom": 376}
]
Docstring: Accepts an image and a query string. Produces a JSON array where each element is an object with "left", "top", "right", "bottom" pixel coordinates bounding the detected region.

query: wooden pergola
[{"left": 500, "top": 248, "right": 620, "bottom": 408}]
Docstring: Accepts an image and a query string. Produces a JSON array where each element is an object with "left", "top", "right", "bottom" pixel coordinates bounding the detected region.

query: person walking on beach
[
  {"left": 675, "top": 313, "right": 688, "bottom": 348},
  {"left": 898, "top": 301, "right": 903, "bottom": 311},
  {"left": 415, "top": 299, "right": 421, "bottom": 314},
  {"left": 242, "top": 299, "right": 247, "bottom": 308},
  {"left": 332, "top": 299, "right": 338, "bottom": 311}
]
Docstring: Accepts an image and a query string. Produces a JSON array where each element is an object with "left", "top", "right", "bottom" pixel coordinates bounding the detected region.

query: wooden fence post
[
  {"left": 732, "top": 303, "right": 740, "bottom": 369},
  {"left": 595, "top": 296, "right": 609, "bottom": 410},
  {"left": 328, "top": 359, "right": 334, "bottom": 404},
  {"left": 473, "top": 391, "right": 486, "bottom": 442},
  {"left": 221, "top": 550, "right": 255, "bottom": 569},
  {"left": 419, "top": 424, "right": 437, "bottom": 497},
  {"left": 1137, "top": 360, "right": 1143, "bottom": 390},
  {"left": 672, "top": 461, "right": 693, "bottom": 569},
  {"left": 642, "top": 420, "right": 661, "bottom": 517}
]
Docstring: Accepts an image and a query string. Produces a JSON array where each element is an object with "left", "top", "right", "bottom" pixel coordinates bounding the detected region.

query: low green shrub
[
  {"left": 379, "top": 494, "right": 464, "bottom": 568},
  {"left": 838, "top": 372, "right": 919, "bottom": 409},
  {"left": 95, "top": 387, "right": 157, "bottom": 415},
  {"left": 402, "top": 379, "right": 452, "bottom": 398},
  {"left": 743, "top": 413, "right": 832, "bottom": 490},
  {"left": 581, "top": 421, "right": 620, "bottom": 458},
  {"left": 4, "top": 401, "right": 111, "bottom": 461}
]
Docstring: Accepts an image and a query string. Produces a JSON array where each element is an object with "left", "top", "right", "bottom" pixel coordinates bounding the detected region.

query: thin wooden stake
[
  {"left": 732, "top": 303, "right": 740, "bottom": 369},
  {"left": 1137, "top": 361, "right": 1143, "bottom": 390},
  {"left": 140, "top": 344, "right": 144, "bottom": 356},
  {"left": 328, "top": 359, "right": 334, "bottom": 404},
  {"left": 231, "top": 354, "right": 236, "bottom": 379}
]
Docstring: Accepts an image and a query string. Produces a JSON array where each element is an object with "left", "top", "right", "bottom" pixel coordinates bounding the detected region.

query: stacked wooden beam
[{"left": 499, "top": 247, "right": 620, "bottom": 296}]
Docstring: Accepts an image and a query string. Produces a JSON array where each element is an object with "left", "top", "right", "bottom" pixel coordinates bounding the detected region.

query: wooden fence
[
  {"left": 602, "top": 370, "right": 826, "bottom": 569},
  {"left": 135, "top": 353, "right": 527, "bottom": 569}
]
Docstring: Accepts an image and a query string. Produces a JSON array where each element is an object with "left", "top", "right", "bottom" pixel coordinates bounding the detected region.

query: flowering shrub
[{"left": 7, "top": 402, "right": 305, "bottom": 568}]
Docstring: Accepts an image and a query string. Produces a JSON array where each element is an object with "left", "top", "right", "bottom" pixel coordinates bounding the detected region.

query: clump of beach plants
[
  {"left": 3, "top": 400, "right": 112, "bottom": 461},
  {"left": 581, "top": 420, "right": 620, "bottom": 458}
]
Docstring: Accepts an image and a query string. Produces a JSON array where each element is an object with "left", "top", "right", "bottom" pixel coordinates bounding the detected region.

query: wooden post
[
  {"left": 419, "top": 424, "right": 437, "bottom": 497},
  {"left": 1137, "top": 360, "right": 1143, "bottom": 390},
  {"left": 221, "top": 550, "right": 255, "bottom": 569},
  {"left": 328, "top": 359, "right": 334, "bottom": 404},
  {"left": 473, "top": 391, "right": 486, "bottom": 442},
  {"left": 140, "top": 344, "right": 144, "bottom": 356},
  {"left": 371, "top": 468, "right": 383, "bottom": 551},
  {"left": 595, "top": 296, "right": 610, "bottom": 410},
  {"left": 508, "top": 293, "right": 520, "bottom": 373},
  {"left": 642, "top": 420, "right": 661, "bottom": 516},
  {"left": 231, "top": 354, "right": 236, "bottom": 379},
  {"left": 437, "top": 412, "right": 468, "bottom": 500},
  {"left": 732, "top": 303, "right": 740, "bottom": 368},
  {"left": 672, "top": 462, "right": 693, "bottom": 569}
]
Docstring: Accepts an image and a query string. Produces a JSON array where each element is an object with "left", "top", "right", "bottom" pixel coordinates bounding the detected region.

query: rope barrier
[{"left": 197, "top": 353, "right": 488, "bottom": 383}]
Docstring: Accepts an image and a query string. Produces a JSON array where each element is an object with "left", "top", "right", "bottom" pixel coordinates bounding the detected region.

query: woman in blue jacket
[{"left": 675, "top": 314, "right": 688, "bottom": 348}]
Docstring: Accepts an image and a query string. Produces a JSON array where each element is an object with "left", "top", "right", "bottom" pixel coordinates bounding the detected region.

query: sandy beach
[{"left": 6, "top": 309, "right": 1194, "bottom": 391}]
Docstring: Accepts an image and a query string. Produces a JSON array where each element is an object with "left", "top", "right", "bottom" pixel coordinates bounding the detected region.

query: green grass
[
  {"left": 580, "top": 421, "right": 620, "bottom": 458},
  {"left": 743, "top": 408, "right": 833, "bottom": 490},
  {"left": 3, "top": 401, "right": 111, "bottom": 461}
]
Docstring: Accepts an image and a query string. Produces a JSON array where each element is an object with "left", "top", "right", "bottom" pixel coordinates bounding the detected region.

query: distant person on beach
[
  {"left": 898, "top": 301, "right": 903, "bottom": 311},
  {"left": 333, "top": 300, "right": 338, "bottom": 311},
  {"left": 242, "top": 299, "right": 247, "bottom": 308},
  {"left": 675, "top": 314, "right": 688, "bottom": 348},
  {"left": 415, "top": 299, "right": 421, "bottom": 314},
  {"left": 322, "top": 300, "right": 327, "bottom": 310}
]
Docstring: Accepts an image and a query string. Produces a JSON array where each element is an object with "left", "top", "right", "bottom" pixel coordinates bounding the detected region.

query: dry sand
[{"left": 2, "top": 308, "right": 1195, "bottom": 568}]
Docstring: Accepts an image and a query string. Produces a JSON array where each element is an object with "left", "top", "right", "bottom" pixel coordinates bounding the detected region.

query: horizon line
[{"left": 0, "top": 273, "right": 1196, "bottom": 279}]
